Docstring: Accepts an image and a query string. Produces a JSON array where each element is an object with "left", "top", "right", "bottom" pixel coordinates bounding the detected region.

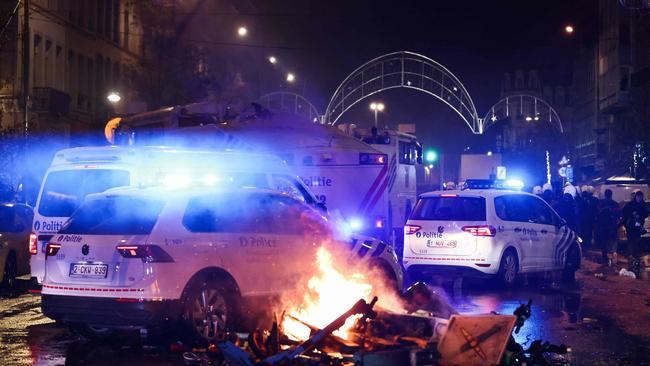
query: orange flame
[{"left": 282, "top": 246, "right": 373, "bottom": 341}]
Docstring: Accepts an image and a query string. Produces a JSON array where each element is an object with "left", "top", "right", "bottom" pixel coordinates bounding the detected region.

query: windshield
[
  {"left": 38, "top": 169, "right": 130, "bottom": 217},
  {"left": 411, "top": 196, "right": 486, "bottom": 221},
  {"left": 60, "top": 196, "right": 164, "bottom": 235}
]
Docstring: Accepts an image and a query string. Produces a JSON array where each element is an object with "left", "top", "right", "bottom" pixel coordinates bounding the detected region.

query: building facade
[
  {"left": 0, "top": 0, "right": 145, "bottom": 144},
  {"left": 569, "top": 0, "right": 650, "bottom": 181}
]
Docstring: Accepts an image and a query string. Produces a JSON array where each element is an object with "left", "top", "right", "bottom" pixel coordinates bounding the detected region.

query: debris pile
[{"left": 177, "top": 285, "right": 571, "bottom": 366}]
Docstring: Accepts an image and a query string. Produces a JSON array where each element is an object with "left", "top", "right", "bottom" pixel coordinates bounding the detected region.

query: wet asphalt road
[{"left": 1, "top": 278, "right": 649, "bottom": 366}]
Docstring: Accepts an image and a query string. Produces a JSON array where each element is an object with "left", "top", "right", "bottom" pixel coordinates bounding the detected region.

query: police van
[
  {"left": 40, "top": 186, "right": 402, "bottom": 341},
  {"left": 30, "top": 146, "right": 322, "bottom": 284},
  {"left": 403, "top": 186, "right": 581, "bottom": 285},
  {"left": 109, "top": 104, "right": 422, "bottom": 246}
]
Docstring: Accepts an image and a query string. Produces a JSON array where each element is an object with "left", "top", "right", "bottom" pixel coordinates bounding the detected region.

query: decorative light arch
[
  {"left": 323, "top": 51, "right": 481, "bottom": 133},
  {"left": 255, "top": 91, "right": 321, "bottom": 123},
  {"left": 482, "top": 94, "right": 564, "bottom": 133}
]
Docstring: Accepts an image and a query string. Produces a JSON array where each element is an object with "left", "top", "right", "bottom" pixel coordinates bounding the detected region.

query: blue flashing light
[
  {"left": 505, "top": 178, "right": 524, "bottom": 190},
  {"left": 349, "top": 218, "right": 363, "bottom": 231}
]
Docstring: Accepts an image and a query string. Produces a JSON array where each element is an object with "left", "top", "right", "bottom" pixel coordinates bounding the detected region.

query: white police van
[
  {"left": 40, "top": 186, "right": 401, "bottom": 342},
  {"left": 403, "top": 186, "right": 581, "bottom": 285},
  {"left": 30, "top": 146, "right": 323, "bottom": 285}
]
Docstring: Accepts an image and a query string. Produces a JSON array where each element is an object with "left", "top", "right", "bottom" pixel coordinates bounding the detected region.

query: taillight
[
  {"left": 462, "top": 225, "right": 496, "bottom": 237},
  {"left": 116, "top": 245, "right": 174, "bottom": 263},
  {"left": 45, "top": 243, "right": 61, "bottom": 257},
  {"left": 359, "top": 153, "right": 387, "bottom": 165},
  {"left": 29, "top": 233, "right": 38, "bottom": 255},
  {"left": 404, "top": 224, "right": 422, "bottom": 235}
]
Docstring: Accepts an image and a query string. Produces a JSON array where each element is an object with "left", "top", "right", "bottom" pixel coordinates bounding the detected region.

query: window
[
  {"left": 38, "top": 169, "right": 130, "bottom": 217},
  {"left": 494, "top": 195, "right": 554, "bottom": 224},
  {"left": 123, "top": 10, "right": 130, "bottom": 49},
  {"left": 529, "top": 197, "right": 556, "bottom": 225},
  {"left": 399, "top": 141, "right": 417, "bottom": 165},
  {"left": 112, "top": 0, "right": 120, "bottom": 43},
  {"left": 410, "top": 196, "right": 486, "bottom": 221},
  {"left": 183, "top": 193, "right": 311, "bottom": 234},
  {"left": 271, "top": 174, "right": 315, "bottom": 204},
  {"left": 60, "top": 196, "right": 164, "bottom": 235}
]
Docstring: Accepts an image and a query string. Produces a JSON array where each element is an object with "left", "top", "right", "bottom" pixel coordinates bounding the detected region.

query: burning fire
[{"left": 282, "top": 246, "right": 373, "bottom": 341}]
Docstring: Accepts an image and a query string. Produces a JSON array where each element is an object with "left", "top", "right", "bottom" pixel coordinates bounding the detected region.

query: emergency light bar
[
  {"left": 462, "top": 179, "right": 524, "bottom": 191},
  {"left": 359, "top": 153, "right": 387, "bottom": 165}
]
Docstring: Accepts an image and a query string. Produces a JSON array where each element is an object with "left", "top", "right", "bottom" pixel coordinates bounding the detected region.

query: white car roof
[
  {"left": 419, "top": 189, "right": 533, "bottom": 198},
  {"left": 85, "top": 186, "right": 286, "bottom": 202},
  {"left": 50, "top": 146, "right": 291, "bottom": 173}
]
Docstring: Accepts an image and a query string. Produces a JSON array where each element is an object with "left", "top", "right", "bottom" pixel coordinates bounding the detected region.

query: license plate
[
  {"left": 426, "top": 240, "right": 457, "bottom": 248},
  {"left": 69, "top": 263, "right": 108, "bottom": 278}
]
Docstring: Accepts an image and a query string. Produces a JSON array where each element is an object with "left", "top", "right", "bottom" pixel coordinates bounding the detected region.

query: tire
[
  {"left": 181, "top": 276, "right": 235, "bottom": 346},
  {"left": 562, "top": 244, "right": 580, "bottom": 283},
  {"left": 69, "top": 323, "right": 114, "bottom": 340},
  {"left": 1, "top": 254, "right": 17, "bottom": 298},
  {"left": 498, "top": 249, "right": 519, "bottom": 286}
]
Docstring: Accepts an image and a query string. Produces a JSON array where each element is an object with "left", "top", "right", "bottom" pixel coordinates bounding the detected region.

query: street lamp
[
  {"left": 286, "top": 72, "right": 295, "bottom": 83},
  {"left": 107, "top": 91, "right": 121, "bottom": 103},
  {"left": 268, "top": 56, "right": 277, "bottom": 64},
  {"left": 564, "top": 25, "right": 574, "bottom": 34},
  {"left": 237, "top": 26, "right": 248, "bottom": 37},
  {"left": 369, "top": 102, "right": 385, "bottom": 127}
]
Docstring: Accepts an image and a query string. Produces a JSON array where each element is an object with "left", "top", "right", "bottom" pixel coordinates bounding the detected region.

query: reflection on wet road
[{"left": 1, "top": 279, "right": 649, "bottom": 365}]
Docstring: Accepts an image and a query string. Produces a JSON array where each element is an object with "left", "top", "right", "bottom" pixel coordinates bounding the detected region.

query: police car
[
  {"left": 30, "top": 146, "right": 325, "bottom": 285},
  {"left": 403, "top": 187, "right": 581, "bottom": 285},
  {"left": 40, "top": 186, "right": 401, "bottom": 342}
]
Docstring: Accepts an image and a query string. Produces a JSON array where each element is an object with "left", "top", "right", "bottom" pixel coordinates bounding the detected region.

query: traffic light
[{"left": 425, "top": 149, "right": 438, "bottom": 163}]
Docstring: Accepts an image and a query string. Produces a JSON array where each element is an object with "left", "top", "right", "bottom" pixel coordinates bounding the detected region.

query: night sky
[{"left": 237, "top": 0, "right": 597, "bottom": 152}]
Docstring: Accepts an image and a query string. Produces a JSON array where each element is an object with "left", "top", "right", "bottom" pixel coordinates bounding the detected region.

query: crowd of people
[{"left": 533, "top": 182, "right": 649, "bottom": 276}]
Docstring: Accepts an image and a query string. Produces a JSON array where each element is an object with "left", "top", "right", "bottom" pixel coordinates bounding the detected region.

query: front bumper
[{"left": 42, "top": 294, "right": 182, "bottom": 328}]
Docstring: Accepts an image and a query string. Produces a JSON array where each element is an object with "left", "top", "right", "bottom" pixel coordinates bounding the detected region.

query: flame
[{"left": 282, "top": 246, "right": 373, "bottom": 341}]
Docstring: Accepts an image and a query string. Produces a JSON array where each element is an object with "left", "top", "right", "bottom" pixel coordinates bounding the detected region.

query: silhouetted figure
[
  {"left": 596, "top": 189, "right": 620, "bottom": 265},
  {"left": 622, "top": 191, "right": 648, "bottom": 274},
  {"left": 555, "top": 193, "right": 577, "bottom": 231}
]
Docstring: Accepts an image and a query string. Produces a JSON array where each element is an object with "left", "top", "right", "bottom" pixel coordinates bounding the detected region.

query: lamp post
[{"left": 369, "top": 102, "right": 384, "bottom": 128}]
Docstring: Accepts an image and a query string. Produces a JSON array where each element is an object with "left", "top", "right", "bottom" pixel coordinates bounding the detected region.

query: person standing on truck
[
  {"left": 621, "top": 190, "right": 648, "bottom": 275},
  {"left": 596, "top": 189, "right": 620, "bottom": 266}
]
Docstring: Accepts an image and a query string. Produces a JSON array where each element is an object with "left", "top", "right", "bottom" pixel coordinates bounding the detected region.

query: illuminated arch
[
  {"left": 482, "top": 94, "right": 564, "bottom": 133},
  {"left": 324, "top": 51, "right": 481, "bottom": 133},
  {"left": 255, "top": 92, "right": 321, "bottom": 123}
]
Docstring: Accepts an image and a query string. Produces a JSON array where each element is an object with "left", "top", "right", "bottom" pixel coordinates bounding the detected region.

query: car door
[
  {"left": 494, "top": 195, "right": 540, "bottom": 271},
  {"left": 527, "top": 196, "right": 560, "bottom": 269},
  {"left": 264, "top": 196, "right": 328, "bottom": 292}
]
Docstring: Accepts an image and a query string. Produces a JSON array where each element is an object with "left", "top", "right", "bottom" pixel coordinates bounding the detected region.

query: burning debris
[{"left": 175, "top": 259, "right": 570, "bottom": 366}]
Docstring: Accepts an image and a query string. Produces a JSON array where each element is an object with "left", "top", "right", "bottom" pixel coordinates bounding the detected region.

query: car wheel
[
  {"left": 1, "top": 254, "right": 17, "bottom": 298},
  {"left": 182, "top": 276, "right": 235, "bottom": 346},
  {"left": 562, "top": 244, "right": 580, "bottom": 283},
  {"left": 498, "top": 250, "right": 518, "bottom": 286},
  {"left": 70, "top": 323, "right": 114, "bottom": 340}
]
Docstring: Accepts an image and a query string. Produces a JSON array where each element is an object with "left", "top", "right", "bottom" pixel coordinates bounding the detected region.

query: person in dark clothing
[
  {"left": 542, "top": 189, "right": 556, "bottom": 206},
  {"left": 621, "top": 191, "right": 648, "bottom": 274},
  {"left": 596, "top": 189, "right": 620, "bottom": 265},
  {"left": 577, "top": 189, "right": 598, "bottom": 250},
  {"left": 555, "top": 193, "right": 578, "bottom": 231}
]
